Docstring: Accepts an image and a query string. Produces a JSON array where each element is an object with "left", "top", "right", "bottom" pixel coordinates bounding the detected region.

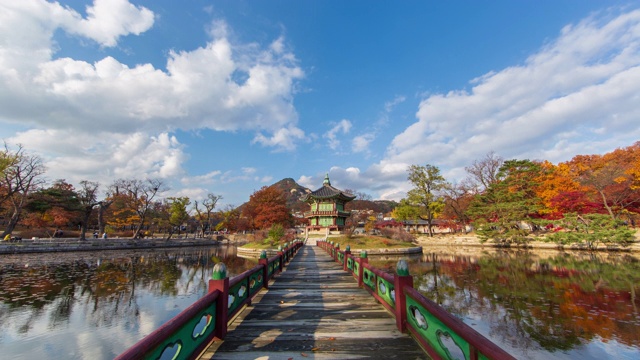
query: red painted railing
[
  {"left": 317, "top": 239, "right": 514, "bottom": 360},
  {"left": 116, "top": 240, "right": 304, "bottom": 360}
]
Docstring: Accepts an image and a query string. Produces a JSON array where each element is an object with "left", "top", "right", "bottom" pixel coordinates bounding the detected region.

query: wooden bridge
[
  {"left": 199, "top": 244, "right": 424, "bottom": 359},
  {"left": 116, "top": 239, "right": 514, "bottom": 360}
]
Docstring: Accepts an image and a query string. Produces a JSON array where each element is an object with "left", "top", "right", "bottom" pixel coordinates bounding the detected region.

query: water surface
[
  {"left": 372, "top": 248, "right": 640, "bottom": 359},
  {"left": 0, "top": 245, "right": 254, "bottom": 360}
]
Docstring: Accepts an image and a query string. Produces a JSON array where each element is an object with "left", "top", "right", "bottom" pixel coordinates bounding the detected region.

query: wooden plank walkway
[{"left": 199, "top": 245, "right": 426, "bottom": 359}]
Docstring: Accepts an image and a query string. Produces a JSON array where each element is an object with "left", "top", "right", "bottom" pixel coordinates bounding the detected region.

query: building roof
[{"left": 301, "top": 174, "right": 356, "bottom": 202}]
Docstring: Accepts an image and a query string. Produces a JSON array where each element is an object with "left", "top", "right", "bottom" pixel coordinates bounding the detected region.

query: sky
[{"left": 1, "top": 0, "right": 640, "bottom": 207}]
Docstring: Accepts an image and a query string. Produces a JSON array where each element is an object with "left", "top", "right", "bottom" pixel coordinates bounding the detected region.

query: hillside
[{"left": 239, "top": 178, "right": 398, "bottom": 215}]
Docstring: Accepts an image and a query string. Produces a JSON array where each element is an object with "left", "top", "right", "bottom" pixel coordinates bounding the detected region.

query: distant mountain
[
  {"left": 270, "top": 178, "right": 312, "bottom": 211},
  {"left": 239, "top": 178, "right": 397, "bottom": 215}
]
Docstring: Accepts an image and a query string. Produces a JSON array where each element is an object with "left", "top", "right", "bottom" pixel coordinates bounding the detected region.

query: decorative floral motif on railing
[
  {"left": 363, "top": 268, "right": 376, "bottom": 289},
  {"left": 377, "top": 277, "right": 395, "bottom": 309},
  {"left": 158, "top": 341, "right": 182, "bottom": 360},
  {"left": 192, "top": 314, "right": 213, "bottom": 339},
  {"left": 406, "top": 296, "right": 472, "bottom": 360}
]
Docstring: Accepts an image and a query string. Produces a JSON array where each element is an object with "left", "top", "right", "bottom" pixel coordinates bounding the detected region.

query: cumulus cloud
[
  {"left": 0, "top": 0, "right": 304, "bottom": 150},
  {"left": 316, "top": 9, "right": 640, "bottom": 200},
  {"left": 352, "top": 133, "right": 375, "bottom": 153},
  {"left": 9, "top": 129, "right": 187, "bottom": 185},
  {"left": 323, "top": 119, "right": 352, "bottom": 150}
]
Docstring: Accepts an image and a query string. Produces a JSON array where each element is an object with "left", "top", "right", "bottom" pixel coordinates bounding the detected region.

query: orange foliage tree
[{"left": 242, "top": 186, "right": 294, "bottom": 230}]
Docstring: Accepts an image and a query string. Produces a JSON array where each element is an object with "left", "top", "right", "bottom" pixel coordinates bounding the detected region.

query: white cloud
[
  {"left": 323, "top": 119, "right": 352, "bottom": 150},
  {"left": 72, "top": 0, "right": 155, "bottom": 47},
  {"left": 0, "top": 1, "right": 304, "bottom": 151},
  {"left": 9, "top": 129, "right": 187, "bottom": 185},
  {"left": 352, "top": 133, "right": 374, "bottom": 153},
  {"left": 319, "top": 9, "right": 640, "bottom": 201},
  {"left": 387, "top": 10, "right": 640, "bottom": 169},
  {"left": 181, "top": 170, "right": 222, "bottom": 185}
]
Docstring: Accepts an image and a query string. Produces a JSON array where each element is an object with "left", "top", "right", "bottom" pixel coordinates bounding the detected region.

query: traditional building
[{"left": 302, "top": 174, "right": 355, "bottom": 234}]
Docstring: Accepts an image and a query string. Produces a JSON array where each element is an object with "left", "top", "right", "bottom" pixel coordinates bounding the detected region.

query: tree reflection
[
  {"left": 407, "top": 250, "right": 640, "bottom": 352},
  {"left": 0, "top": 246, "right": 254, "bottom": 341}
]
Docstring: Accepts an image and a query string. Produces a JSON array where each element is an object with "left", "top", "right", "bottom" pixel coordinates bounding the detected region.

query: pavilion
[{"left": 301, "top": 174, "right": 355, "bottom": 234}]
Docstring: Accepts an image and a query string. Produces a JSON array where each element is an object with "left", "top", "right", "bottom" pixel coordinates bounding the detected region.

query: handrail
[
  {"left": 316, "top": 239, "right": 515, "bottom": 360},
  {"left": 116, "top": 239, "right": 305, "bottom": 360},
  {"left": 116, "top": 289, "right": 221, "bottom": 360},
  {"left": 404, "top": 287, "right": 514, "bottom": 360}
]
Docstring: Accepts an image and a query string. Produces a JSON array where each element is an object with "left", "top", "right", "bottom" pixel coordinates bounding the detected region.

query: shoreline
[
  {"left": 0, "top": 238, "right": 221, "bottom": 255},
  {"left": 414, "top": 234, "right": 640, "bottom": 252}
]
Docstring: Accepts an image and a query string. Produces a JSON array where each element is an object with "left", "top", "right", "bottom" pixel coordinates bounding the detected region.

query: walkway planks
[{"left": 199, "top": 245, "right": 426, "bottom": 359}]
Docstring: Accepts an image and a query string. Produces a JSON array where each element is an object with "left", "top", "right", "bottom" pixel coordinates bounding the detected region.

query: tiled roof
[{"left": 301, "top": 184, "right": 355, "bottom": 201}]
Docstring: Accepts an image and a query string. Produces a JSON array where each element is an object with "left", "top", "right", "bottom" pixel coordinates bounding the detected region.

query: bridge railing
[
  {"left": 317, "top": 239, "right": 514, "bottom": 360},
  {"left": 115, "top": 239, "right": 305, "bottom": 360}
]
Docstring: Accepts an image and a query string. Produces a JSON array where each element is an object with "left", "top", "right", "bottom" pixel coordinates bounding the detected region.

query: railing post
[
  {"left": 334, "top": 243, "right": 340, "bottom": 262},
  {"left": 277, "top": 245, "right": 284, "bottom": 272},
  {"left": 344, "top": 245, "right": 351, "bottom": 271},
  {"left": 259, "top": 250, "right": 269, "bottom": 290},
  {"left": 358, "top": 250, "right": 367, "bottom": 288},
  {"left": 394, "top": 259, "right": 413, "bottom": 332},
  {"left": 209, "top": 263, "right": 229, "bottom": 340}
]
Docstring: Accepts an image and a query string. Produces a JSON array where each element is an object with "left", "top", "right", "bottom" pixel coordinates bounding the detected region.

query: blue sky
[{"left": 1, "top": 0, "right": 640, "bottom": 207}]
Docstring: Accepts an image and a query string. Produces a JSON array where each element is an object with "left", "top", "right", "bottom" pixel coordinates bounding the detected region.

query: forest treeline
[
  {"left": 1, "top": 142, "right": 639, "bottom": 248},
  {"left": 396, "top": 142, "right": 640, "bottom": 249}
]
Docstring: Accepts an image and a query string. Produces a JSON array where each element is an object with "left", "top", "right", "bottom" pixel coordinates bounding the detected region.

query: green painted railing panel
[
  {"left": 147, "top": 300, "right": 217, "bottom": 360},
  {"left": 347, "top": 257, "right": 353, "bottom": 271},
  {"left": 268, "top": 262, "right": 275, "bottom": 276},
  {"left": 228, "top": 280, "right": 248, "bottom": 315},
  {"left": 377, "top": 276, "right": 395, "bottom": 310},
  {"left": 249, "top": 271, "right": 263, "bottom": 295},
  {"left": 363, "top": 268, "right": 376, "bottom": 290},
  {"left": 406, "top": 296, "right": 470, "bottom": 360},
  {"left": 353, "top": 261, "right": 359, "bottom": 276},
  {"left": 338, "top": 252, "right": 344, "bottom": 263}
]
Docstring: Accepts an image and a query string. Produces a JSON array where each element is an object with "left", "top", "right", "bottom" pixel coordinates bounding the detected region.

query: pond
[
  {"left": 0, "top": 245, "right": 256, "bottom": 360},
  {"left": 1, "top": 245, "right": 638, "bottom": 359},
  {"left": 370, "top": 247, "right": 640, "bottom": 359}
]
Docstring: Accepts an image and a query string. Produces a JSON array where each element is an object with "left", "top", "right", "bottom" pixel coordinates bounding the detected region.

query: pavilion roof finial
[{"left": 323, "top": 173, "right": 331, "bottom": 186}]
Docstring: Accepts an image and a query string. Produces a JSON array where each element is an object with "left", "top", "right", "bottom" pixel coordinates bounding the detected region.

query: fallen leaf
[
  {"left": 311, "top": 347, "right": 319, "bottom": 351},
  {"left": 301, "top": 353, "right": 308, "bottom": 357},
  {"left": 329, "top": 337, "right": 336, "bottom": 341}
]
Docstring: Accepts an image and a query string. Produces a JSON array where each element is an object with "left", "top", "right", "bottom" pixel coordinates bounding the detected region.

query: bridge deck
[{"left": 199, "top": 245, "right": 426, "bottom": 359}]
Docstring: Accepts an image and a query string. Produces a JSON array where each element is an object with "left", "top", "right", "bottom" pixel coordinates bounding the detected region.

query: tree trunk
[
  {"left": 1, "top": 208, "right": 22, "bottom": 237},
  {"left": 598, "top": 190, "right": 616, "bottom": 220},
  {"left": 80, "top": 207, "right": 92, "bottom": 240},
  {"left": 133, "top": 215, "right": 146, "bottom": 239}
]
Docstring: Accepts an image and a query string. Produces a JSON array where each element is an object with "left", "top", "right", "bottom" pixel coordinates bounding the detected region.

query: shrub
[{"left": 380, "top": 227, "right": 416, "bottom": 242}]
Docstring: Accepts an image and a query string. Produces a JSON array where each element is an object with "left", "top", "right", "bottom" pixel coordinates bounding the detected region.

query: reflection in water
[
  {"left": 0, "top": 245, "right": 254, "bottom": 360},
  {"left": 400, "top": 250, "right": 640, "bottom": 359}
]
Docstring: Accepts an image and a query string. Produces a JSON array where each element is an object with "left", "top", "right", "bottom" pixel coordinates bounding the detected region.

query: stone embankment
[
  {"left": 0, "top": 238, "right": 220, "bottom": 254},
  {"left": 415, "top": 234, "right": 640, "bottom": 252}
]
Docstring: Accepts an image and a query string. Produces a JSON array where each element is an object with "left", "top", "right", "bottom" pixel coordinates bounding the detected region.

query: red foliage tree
[{"left": 242, "top": 186, "right": 294, "bottom": 230}]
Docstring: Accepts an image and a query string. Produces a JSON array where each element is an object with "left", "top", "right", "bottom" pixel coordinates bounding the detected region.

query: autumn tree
[
  {"left": 0, "top": 149, "right": 46, "bottom": 237},
  {"left": 405, "top": 164, "right": 446, "bottom": 237},
  {"left": 242, "top": 186, "right": 293, "bottom": 230},
  {"left": 565, "top": 143, "right": 640, "bottom": 221},
  {"left": 106, "top": 178, "right": 165, "bottom": 238},
  {"left": 467, "top": 159, "right": 545, "bottom": 244},
  {"left": 23, "top": 179, "right": 80, "bottom": 237},
  {"left": 193, "top": 193, "right": 222, "bottom": 237},
  {"left": 217, "top": 205, "right": 244, "bottom": 232},
  {"left": 164, "top": 197, "right": 191, "bottom": 240},
  {"left": 440, "top": 181, "right": 474, "bottom": 232},
  {"left": 465, "top": 151, "right": 503, "bottom": 193},
  {"left": 77, "top": 180, "right": 100, "bottom": 240}
]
